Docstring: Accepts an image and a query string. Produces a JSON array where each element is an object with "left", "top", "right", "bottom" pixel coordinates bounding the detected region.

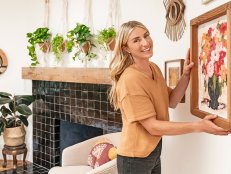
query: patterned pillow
[{"left": 87, "top": 139, "right": 117, "bottom": 168}]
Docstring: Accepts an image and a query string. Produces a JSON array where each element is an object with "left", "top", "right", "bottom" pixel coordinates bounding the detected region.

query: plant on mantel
[
  {"left": 51, "top": 34, "right": 66, "bottom": 62},
  {"left": 0, "top": 92, "right": 34, "bottom": 146},
  {"left": 96, "top": 26, "right": 116, "bottom": 51},
  {"left": 26, "top": 27, "right": 51, "bottom": 66},
  {"left": 66, "top": 23, "right": 96, "bottom": 62}
]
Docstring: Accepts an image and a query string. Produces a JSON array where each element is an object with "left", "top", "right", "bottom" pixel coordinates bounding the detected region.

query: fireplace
[{"left": 32, "top": 80, "right": 122, "bottom": 169}]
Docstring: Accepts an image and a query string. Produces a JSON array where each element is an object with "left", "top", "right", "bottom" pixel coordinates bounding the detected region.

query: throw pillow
[{"left": 87, "top": 138, "right": 117, "bottom": 168}]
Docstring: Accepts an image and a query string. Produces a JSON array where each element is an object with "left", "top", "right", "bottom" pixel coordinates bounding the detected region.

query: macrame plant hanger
[
  {"left": 82, "top": 0, "right": 94, "bottom": 67},
  {"left": 163, "top": 0, "right": 186, "bottom": 41},
  {"left": 42, "top": 0, "right": 50, "bottom": 66},
  {"left": 106, "top": 0, "right": 121, "bottom": 30},
  {"left": 44, "top": 0, "right": 49, "bottom": 28},
  {"left": 104, "top": 0, "right": 121, "bottom": 62},
  {"left": 61, "top": 0, "right": 68, "bottom": 36},
  {"left": 83, "top": 0, "right": 94, "bottom": 32},
  {"left": 55, "top": 0, "right": 68, "bottom": 66}
]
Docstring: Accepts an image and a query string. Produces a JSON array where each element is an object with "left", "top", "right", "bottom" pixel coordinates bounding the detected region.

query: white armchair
[{"left": 49, "top": 132, "right": 121, "bottom": 174}]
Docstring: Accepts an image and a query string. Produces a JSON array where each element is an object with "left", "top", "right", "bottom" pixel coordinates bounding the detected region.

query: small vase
[
  {"left": 38, "top": 41, "right": 50, "bottom": 53},
  {"left": 81, "top": 41, "right": 91, "bottom": 54},
  {"left": 208, "top": 76, "right": 220, "bottom": 109}
]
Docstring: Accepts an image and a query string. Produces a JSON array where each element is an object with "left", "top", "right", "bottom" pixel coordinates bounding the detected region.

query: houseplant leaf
[
  {"left": 0, "top": 106, "right": 12, "bottom": 116},
  {"left": 0, "top": 97, "right": 12, "bottom": 105},
  {"left": 16, "top": 95, "right": 35, "bottom": 106},
  {"left": 0, "top": 92, "right": 12, "bottom": 97},
  {"left": 17, "top": 115, "right": 29, "bottom": 127},
  {"left": 16, "top": 104, "right": 32, "bottom": 116}
]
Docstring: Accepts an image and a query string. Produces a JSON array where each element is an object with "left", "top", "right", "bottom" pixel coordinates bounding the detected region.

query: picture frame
[
  {"left": 0, "top": 49, "right": 8, "bottom": 74},
  {"left": 190, "top": 2, "right": 231, "bottom": 129},
  {"left": 165, "top": 59, "right": 185, "bottom": 103}
]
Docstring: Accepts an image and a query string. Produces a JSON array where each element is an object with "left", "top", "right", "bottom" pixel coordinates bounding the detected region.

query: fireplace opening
[{"left": 60, "top": 120, "right": 103, "bottom": 163}]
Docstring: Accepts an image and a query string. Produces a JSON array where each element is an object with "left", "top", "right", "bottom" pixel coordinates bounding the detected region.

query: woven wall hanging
[{"left": 163, "top": 0, "right": 186, "bottom": 41}]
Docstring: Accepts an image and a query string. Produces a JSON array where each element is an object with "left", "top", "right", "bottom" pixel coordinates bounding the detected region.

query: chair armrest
[{"left": 86, "top": 159, "right": 118, "bottom": 174}]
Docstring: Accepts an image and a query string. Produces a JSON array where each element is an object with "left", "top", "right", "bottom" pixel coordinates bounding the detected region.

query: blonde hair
[{"left": 109, "top": 21, "right": 149, "bottom": 110}]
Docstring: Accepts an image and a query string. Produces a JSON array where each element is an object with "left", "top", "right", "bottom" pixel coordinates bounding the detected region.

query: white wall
[{"left": 0, "top": 0, "right": 231, "bottom": 173}]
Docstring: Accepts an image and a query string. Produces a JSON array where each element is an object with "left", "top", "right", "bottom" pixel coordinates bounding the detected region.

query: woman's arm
[
  {"left": 169, "top": 49, "right": 194, "bottom": 108},
  {"left": 139, "top": 115, "right": 230, "bottom": 136}
]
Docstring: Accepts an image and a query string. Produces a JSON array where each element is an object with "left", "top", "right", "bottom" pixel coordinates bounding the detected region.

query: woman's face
[{"left": 125, "top": 27, "right": 153, "bottom": 60}]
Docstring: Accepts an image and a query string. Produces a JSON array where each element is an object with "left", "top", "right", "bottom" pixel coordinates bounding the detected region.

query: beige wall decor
[
  {"left": 0, "top": 49, "right": 8, "bottom": 74},
  {"left": 164, "top": 0, "right": 186, "bottom": 41}
]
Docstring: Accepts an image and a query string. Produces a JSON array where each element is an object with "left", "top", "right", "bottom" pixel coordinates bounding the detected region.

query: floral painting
[{"left": 198, "top": 15, "right": 227, "bottom": 119}]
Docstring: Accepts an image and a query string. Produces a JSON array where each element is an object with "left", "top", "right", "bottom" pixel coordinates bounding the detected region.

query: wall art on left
[{"left": 0, "top": 49, "right": 8, "bottom": 74}]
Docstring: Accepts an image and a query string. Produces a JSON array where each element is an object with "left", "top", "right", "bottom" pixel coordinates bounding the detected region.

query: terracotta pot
[
  {"left": 3, "top": 125, "right": 26, "bottom": 146},
  {"left": 107, "top": 38, "right": 116, "bottom": 51},
  {"left": 39, "top": 41, "right": 50, "bottom": 53},
  {"left": 61, "top": 40, "right": 66, "bottom": 52},
  {"left": 81, "top": 41, "right": 91, "bottom": 54}
]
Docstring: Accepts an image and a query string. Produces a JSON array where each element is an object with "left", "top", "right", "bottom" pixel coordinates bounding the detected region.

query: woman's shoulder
[
  {"left": 149, "top": 61, "right": 163, "bottom": 74},
  {"left": 120, "top": 66, "right": 143, "bottom": 82}
]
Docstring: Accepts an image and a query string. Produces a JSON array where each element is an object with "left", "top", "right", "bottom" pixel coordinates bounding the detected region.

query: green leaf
[
  {"left": 0, "top": 106, "right": 12, "bottom": 116},
  {"left": 0, "top": 120, "right": 6, "bottom": 136},
  {"left": 0, "top": 92, "right": 12, "bottom": 98},
  {"left": 6, "top": 118, "right": 15, "bottom": 128},
  {"left": 16, "top": 104, "right": 32, "bottom": 116},
  {"left": 17, "top": 115, "right": 29, "bottom": 127},
  {"left": 0, "top": 97, "right": 12, "bottom": 105},
  {"left": 0, "top": 117, "right": 7, "bottom": 126},
  {"left": 16, "top": 95, "right": 34, "bottom": 106},
  {"left": 9, "top": 101, "right": 15, "bottom": 113}
]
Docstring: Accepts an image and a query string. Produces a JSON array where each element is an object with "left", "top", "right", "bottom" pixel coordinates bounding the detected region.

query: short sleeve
[{"left": 121, "top": 95, "right": 156, "bottom": 123}]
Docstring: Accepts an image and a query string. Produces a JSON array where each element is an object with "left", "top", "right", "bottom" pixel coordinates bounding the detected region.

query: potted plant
[
  {"left": 0, "top": 92, "right": 34, "bottom": 146},
  {"left": 96, "top": 27, "right": 116, "bottom": 51},
  {"left": 66, "top": 23, "right": 96, "bottom": 61},
  {"left": 26, "top": 27, "right": 51, "bottom": 66},
  {"left": 51, "top": 34, "right": 66, "bottom": 62}
]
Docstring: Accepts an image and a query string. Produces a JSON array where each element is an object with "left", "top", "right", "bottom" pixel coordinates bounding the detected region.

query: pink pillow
[{"left": 87, "top": 142, "right": 115, "bottom": 168}]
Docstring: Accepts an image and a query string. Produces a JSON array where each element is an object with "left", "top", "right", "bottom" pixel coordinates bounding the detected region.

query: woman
[{"left": 109, "top": 21, "right": 229, "bottom": 174}]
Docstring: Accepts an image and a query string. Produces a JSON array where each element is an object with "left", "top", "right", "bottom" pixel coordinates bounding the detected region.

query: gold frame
[
  {"left": 0, "top": 49, "right": 8, "bottom": 74},
  {"left": 165, "top": 59, "right": 185, "bottom": 103},
  {"left": 190, "top": 2, "right": 231, "bottom": 129}
]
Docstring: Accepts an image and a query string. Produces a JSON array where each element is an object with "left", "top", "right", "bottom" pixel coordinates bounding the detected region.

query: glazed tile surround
[{"left": 32, "top": 81, "right": 122, "bottom": 169}]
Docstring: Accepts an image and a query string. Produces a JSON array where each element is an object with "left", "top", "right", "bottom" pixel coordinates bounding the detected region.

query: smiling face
[{"left": 124, "top": 27, "right": 153, "bottom": 61}]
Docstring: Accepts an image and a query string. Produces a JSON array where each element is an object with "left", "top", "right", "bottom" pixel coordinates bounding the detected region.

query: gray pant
[{"left": 117, "top": 139, "right": 162, "bottom": 174}]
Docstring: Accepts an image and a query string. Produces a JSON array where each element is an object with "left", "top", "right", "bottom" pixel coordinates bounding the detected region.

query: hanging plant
[
  {"left": 66, "top": 23, "right": 96, "bottom": 61},
  {"left": 51, "top": 34, "right": 66, "bottom": 62},
  {"left": 96, "top": 27, "right": 116, "bottom": 51},
  {"left": 26, "top": 27, "right": 51, "bottom": 66}
]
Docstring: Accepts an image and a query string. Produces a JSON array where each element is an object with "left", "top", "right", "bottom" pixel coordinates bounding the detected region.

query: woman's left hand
[{"left": 183, "top": 48, "right": 194, "bottom": 76}]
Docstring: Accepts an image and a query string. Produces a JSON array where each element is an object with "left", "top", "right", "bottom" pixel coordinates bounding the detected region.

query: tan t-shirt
[{"left": 116, "top": 62, "right": 171, "bottom": 157}]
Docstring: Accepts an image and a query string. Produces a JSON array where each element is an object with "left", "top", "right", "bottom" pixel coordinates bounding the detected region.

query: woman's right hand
[{"left": 197, "top": 115, "right": 230, "bottom": 135}]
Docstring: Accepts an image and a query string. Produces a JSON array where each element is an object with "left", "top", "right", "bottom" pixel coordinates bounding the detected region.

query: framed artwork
[
  {"left": 190, "top": 2, "right": 231, "bottom": 129},
  {"left": 0, "top": 49, "right": 8, "bottom": 74},
  {"left": 165, "top": 59, "right": 185, "bottom": 103}
]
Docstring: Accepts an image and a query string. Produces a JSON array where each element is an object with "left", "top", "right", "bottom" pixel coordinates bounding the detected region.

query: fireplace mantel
[{"left": 22, "top": 67, "right": 111, "bottom": 84}]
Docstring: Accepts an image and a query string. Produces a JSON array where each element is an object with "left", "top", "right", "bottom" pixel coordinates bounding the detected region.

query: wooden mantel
[{"left": 22, "top": 67, "right": 112, "bottom": 84}]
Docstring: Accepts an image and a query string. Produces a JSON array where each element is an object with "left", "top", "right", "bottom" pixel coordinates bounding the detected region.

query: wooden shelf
[{"left": 22, "top": 67, "right": 111, "bottom": 84}]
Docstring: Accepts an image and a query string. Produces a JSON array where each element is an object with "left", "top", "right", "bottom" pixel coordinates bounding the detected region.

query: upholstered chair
[{"left": 48, "top": 132, "right": 121, "bottom": 174}]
